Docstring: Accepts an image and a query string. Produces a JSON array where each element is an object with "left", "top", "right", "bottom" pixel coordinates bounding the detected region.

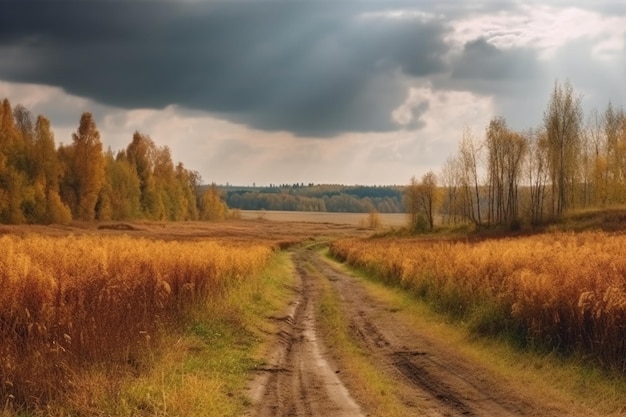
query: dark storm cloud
[
  {"left": 0, "top": 0, "right": 452, "bottom": 136},
  {"left": 451, "top": 39, "right": 539, "bottom": 81}
]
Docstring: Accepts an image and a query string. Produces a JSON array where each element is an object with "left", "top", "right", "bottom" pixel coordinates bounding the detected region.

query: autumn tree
[
  {"left": 418, "top": 171, "right": 438, "bottom": 230},
  {"left": 32, "top": 116, "right": 71, "bottom": 223},
  {"left": 96, "top": 149, "right": 142, "bottom": 220},
  {"left": 404, "top": 176, "right": 424, "bottom": 232},
  {"left": 404, "top": 172, "right": 438, "bottom": 232},
  {"left": 0, "top": 98, "right": 29, "bottom": 223},
  {"left": 199, "top": 183, "right": 227, "bottom": 221},
  {"left": 175, "top": 163, "right": 200, "bottom": 221},
  {"left": 544, "top": 80, "right": 583, "bottom": 218},
  {"left": 603, "top": 102, "right": 626, "bottom": 203},
  {"left": 126, "top": 132, "right": 158, "bottom": 217},
  {"left": 59, "top": 112, "right": 105, "bottom": 220}
]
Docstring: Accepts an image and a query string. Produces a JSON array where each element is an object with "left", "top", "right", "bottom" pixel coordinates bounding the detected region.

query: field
[
  {"left": 330, "top": 231, "right": 626, "bottom": 373},
  {"left": 0, "top": 233, "right": 273, "bottom": 412},
  {"left": 239, "top": 209, "right": 408, "bottom": 227},
  {"left": 1, "top": 213, "right": 626, "bottom": 415},
  {"left": 0, "top": 218, "right": 367, "bottom": 415}
]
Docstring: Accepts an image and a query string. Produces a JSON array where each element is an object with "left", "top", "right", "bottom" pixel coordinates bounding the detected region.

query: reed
[
  {"left": 330, "top": 231, "right": 626, "bottom": 373},
  {"left": 0, "top": 234, "right": 272, "bottom": 412}
]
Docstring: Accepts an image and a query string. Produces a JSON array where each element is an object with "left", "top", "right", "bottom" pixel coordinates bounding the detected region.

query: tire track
[
  {"left": 308, "top": 252, "right": 572, "bottom": 417},
  {"left": 251, "top": 250, "right": 584, "bottom": 417},
  {"left": 248, "top": 251, "right": 363, "bottom": 417}
]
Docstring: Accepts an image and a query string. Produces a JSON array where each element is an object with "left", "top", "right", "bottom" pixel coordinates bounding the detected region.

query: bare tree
[
  {"left": 405, "top": 172, "right": 439, "bottom": 232},
  {"left": 543, "top": 80, "right": 583, "bottom": 218},
  {"left": 418, "top": 171, "right": 438, "bottom": 230},
  {"left": 439, "top": 156, "right": 462, "bottom": 225},
  {"left": 458, "top": 127, "right": 483, "bottom": 225},
  {"left": 405, "top": 176, "right": 423, "bottom": 232},
  {"left": 525, "top": 128, "right": 549, "bottom": 225}
]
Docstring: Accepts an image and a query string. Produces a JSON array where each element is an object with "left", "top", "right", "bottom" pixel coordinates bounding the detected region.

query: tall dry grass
[
  {"left": 0, "top": 234, "right": 272, "bottom": 413},
  {"left": 330, "top": 232, "right": 626, "bottom": 373}
]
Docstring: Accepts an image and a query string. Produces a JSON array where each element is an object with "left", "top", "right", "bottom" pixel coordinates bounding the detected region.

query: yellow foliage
[
  {"left": 0, "top": 234, "right": 272, "bottom": 411},
  {"left": 331, "top": 232, "right": 626, "bottom": 373},
  {"left": 200, "top": 183, "right": 228, "bottom": 221}
]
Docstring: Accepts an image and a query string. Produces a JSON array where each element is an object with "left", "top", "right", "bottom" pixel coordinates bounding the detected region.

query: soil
[{"left": 248, "top": 248, "right": 589, "bottom": 417}]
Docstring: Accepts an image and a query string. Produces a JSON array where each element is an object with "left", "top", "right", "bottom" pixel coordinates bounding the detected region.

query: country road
[{"left": 247, "top": 248, "right": 590, "bottom": 417}]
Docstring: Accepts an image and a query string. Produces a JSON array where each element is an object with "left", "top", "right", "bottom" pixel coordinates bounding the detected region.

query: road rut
[{"left": 249, "top": 249, "right": 588, "bottom": 417}]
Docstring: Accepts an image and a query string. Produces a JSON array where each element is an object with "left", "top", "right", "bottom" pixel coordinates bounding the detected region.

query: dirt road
[{"left": 248, "top": 249, "right": 584, "bottom": 417}]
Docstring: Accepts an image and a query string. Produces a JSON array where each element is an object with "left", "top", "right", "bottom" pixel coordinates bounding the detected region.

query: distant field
[{"left": 240, "top": 210, "right": 408, "bottom": 227}]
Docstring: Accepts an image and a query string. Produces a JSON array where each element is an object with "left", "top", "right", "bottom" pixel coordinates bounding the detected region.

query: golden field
[
  {"left": 330, "top": 231, "right": 626, "bottom": 373},
  {"left": 0, "top": 233, "right": 272, "bottom": 412},
  {"left": 239, "top": 209, "right": 408, "bottom": 227}
]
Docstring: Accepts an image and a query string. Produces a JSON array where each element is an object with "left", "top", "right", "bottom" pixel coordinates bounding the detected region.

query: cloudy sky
[{"left": 1, "top": 0, "right": 624, "bottom": 185}]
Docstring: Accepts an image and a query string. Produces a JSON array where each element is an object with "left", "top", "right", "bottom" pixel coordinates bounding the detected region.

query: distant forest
[{"left": 222, "top": 184, "right": 405, "bottom": 213}]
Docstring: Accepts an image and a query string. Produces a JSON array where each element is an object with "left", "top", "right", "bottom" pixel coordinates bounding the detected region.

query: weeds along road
[{"left": 248, "top": 248, "right": 584, "bottom": 417}]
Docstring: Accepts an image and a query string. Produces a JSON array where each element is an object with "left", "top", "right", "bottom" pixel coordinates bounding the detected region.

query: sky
[{"left": 0, "top": 0, "right": 624, "bottom": 186}]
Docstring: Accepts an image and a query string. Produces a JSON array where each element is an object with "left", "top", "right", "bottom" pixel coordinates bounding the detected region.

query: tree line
[
  {"left": 0, "top": 98, "right": 226, "bottom": 224},
  {"left": 406, "top": 80, "right": 626, "bottom": 231},
  {"left": 224, "top": 184, "right": 404, "bottom": 213}
]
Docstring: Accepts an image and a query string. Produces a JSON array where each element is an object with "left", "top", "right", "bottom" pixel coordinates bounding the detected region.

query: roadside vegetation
[
  {"left": 330, "top": 231, "right": 626, "bottom": 375},
  {"left": 322, "top": 251, "right": 626, "bottom": 416},
  {"left": 0, "top": 233, "right": 281, "bottom": 415}
]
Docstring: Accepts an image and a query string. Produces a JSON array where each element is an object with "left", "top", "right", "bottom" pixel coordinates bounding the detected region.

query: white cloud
[
  {"left": 357, "top": 9, "right": 438, "bottom": 23},
  {"left": 447, "top": 5, "right": 626, "bottom": 59}
]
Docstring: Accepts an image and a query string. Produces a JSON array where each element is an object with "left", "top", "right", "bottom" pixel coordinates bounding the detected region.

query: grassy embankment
[
  {"left": 0, "top": 234, "right": 295, "bottom": 416},
  {"left": 326, "top": 231, "right": 626, "bottom": 415}
]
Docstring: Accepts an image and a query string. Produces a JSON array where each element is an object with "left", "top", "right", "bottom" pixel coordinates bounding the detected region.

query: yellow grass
[
  {"left": 239, "top": 210, "right": 407, "bottom": 227},
  {"left": 0, "top": 234, "right": 272, "bottom": 413},
  {"left": 330, "top": 231, "right": 626, "bottom": 373}
]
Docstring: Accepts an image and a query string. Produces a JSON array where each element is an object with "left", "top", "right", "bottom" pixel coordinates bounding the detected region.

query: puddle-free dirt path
[
  {"left": 248, "top": 250, "right": 363, "bottom": 417},
  {"left": 249, "top": 248, "right": 587, "bottom": 417}
]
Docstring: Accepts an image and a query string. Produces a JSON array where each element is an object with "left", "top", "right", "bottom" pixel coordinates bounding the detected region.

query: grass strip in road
[
  {"left": 322, "top": 250, "right": 626, "bottom": 417},
  {"left": 310, "top": 259, "right": 411, "bottom": 417}
]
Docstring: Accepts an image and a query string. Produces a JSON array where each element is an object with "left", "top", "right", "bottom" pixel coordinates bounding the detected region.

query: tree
[
  {"left": 418, "top": 171, "right": 438, "bottom": 230},
  {"left": 485, "top": 117, "right": 527, "bottom": 226},
  {"left": 544, "top": 80, "right": 583, "bottom": 218},
  {"left": 603, "top": 102, "right": 626, "bottom": 203},
  {"left": 405, "top": 172, "right": 438, "bottom": 232},
  {"left": 0, "top": 98, "right": 29, "bottom": 223},
  {"left": 199, "top": 183, "right": 227, "bottom": 221},
  {"left": 175, "top": 163, "right": 200, "bottom": 221},
  {"left": 60, "top": 112, "right": 105, "bottom": 220},
  {"left": 404, "top": 176, "right": 423, "bottom": 232},
  {"left": 126, "top": 132, "right": 158, "bottom": 217},
  {"left": 439, "top": 156, "right": 462, "bottom": 225},
  {"left": 96, "top": 150, "right": 142, "bottom": 220},
  {"left": 458, "top": 127, "right": 483, "bottom": 225},
  {"left": 33, "top": 116, "right": 71, "bottom": 224},
  {"left": 525, "top": 128, "right": 549, "bottom": 225}
]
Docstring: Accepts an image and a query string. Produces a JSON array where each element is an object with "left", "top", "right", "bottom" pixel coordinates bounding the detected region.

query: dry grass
[
  {"left": 330, "top": 231, "right": 626, "bottom": 374},
  {"left": 238, "top": 210, "right": 407, "bottom": 227},
  {"left": 0, "top": 234, "right": 272, "bottom": 413}
]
